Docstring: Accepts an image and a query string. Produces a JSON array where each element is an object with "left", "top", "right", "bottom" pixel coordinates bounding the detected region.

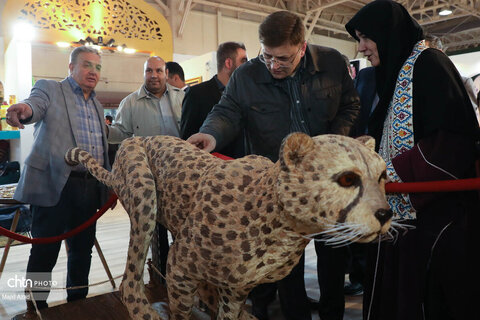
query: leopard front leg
[{"left": 216, "top": 287, "right": 257, "bottom": 320}]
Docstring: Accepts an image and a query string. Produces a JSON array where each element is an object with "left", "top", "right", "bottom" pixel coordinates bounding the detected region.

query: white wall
[
  {"left": 180, "top": 51, "right": 216, "bottom": 84},
  {"left": 173, "top": 53, "right": 197, "bottom": 63},
  {"left": 310, "top": 33, "right": 357, "bottom": 59},
  {"left": 449, "top": 51, "right": 480, "bottom": 78},
  {"left": 174, "top": 11, "right": 260, "bottom": 59},
  {"left": 4, "top": 38, "right": 34, "bottom": 166},
  {"left": 0, "top": 36, "right": 4, "bottom": 86}
]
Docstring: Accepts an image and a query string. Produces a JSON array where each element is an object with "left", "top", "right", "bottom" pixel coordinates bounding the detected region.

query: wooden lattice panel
[{"left": 20, "top": 0, "right": 163, "bottom": 41}]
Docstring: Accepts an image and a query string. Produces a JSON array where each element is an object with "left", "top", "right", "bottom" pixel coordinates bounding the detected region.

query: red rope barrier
[
  {"left": 0, "top": 194, "right": 118, "bottom": 244},
  {"left": 385, "top": 177, "right": 480, "bottom": 193}
]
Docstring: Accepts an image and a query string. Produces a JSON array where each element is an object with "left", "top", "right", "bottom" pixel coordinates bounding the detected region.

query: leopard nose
[{"left": 375, "top": 208, "right": 393, "bottom": 226}]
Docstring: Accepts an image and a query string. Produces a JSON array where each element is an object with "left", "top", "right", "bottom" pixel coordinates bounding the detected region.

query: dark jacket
[
  {"left": 181, "top": 76, "right": 221, "bottom": 140},
  {"left": 200, "top": 44, "right": 360, "bottom": 161},
  {"left": 181, "top": 76, "right": 245, "bottom": 158},
  {"left": 351, "top": 67, "right": 377, "bottom": 137}
]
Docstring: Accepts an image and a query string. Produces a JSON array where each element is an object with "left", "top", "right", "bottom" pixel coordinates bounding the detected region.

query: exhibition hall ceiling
[
  {"left": 147, "top": 0, "right": 480, "bottom": 54},
  {"left": 0, "top": 0, "right": 478, "bottom": 54}
]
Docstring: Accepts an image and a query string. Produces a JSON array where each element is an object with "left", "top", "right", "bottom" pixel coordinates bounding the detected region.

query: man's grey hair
[{"left": 69, "top": 46, "right": 101, "bottom": 64}]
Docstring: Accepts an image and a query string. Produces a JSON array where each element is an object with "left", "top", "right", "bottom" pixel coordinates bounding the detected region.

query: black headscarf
[{"left": 345, "top": 0, "right": 424, "bottom": 145}]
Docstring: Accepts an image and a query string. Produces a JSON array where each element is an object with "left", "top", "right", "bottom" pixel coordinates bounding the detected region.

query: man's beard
[{"left": 227, "top": 64, "right": 238, "bottom": 78}]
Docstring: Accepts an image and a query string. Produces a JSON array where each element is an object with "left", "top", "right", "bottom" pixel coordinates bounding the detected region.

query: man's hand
[
  {"left": 6, "top": 103, "right": 33, "bottom": 129},
  {"left": 187, "top": 133, "right": 216, "bottom": 153}
]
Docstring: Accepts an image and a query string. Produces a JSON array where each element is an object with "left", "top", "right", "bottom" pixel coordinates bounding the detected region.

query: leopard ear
[
  {"left": 279, "top": 133, "right": 315, "bottom": 170},
  {"left": 355, "top": 135, "right": 376, "bottom": 151}
]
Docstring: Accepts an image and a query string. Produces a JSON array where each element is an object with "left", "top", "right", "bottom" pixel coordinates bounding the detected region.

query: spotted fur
[{"left": 65, "top": 133, "right": 392, "bottom": 320}]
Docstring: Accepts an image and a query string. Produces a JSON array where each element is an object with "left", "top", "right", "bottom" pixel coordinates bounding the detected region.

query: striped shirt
[
  {"left": 68, "top": 76, "right": 104, "bottom": 168},
  {"left": 286, "top": 73, "right": 310, "bottom": 134},
  {"left": 276, "top": 62, "right": 310, "bottom": 135}
]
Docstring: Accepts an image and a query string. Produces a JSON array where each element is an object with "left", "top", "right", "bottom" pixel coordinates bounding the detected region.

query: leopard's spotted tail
[{"left": 65, "top": 147, "right": 115, "bottom": 188}]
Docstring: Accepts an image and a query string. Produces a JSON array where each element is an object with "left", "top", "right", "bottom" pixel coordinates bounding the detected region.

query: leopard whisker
[
  {"left": 376, "top": 221, "right": 413, "bottom": 243},
  {"left": 325, "top": 233, "right": 361, "bottom": 247},
  {"left": 321, "top": 229, "right": 364, "bottom": 246},
  {"left": 387, "top": 230, "right": 396, "bottom": 240},
  {"left": 371, "top": 220, "right": 415, "bottom": 244},
  {"left": 302, "top": 221, "right": 370, "bottom": 247},
  {"left": 371, "top": 235, "right": 384, "bottom": 243},
  {"left": 303, "top": 229, "right": 354, "bottom": 242},
  {"left": 382, "top": 230, "right": 396, "bottom": 244},
  {"left": 331, "top": 233, "right": 365, "bottom": 248},
  {"left": 302, "top": 223, "right": 357, "bottom": 239},
  {"left": 390, "top": 220, "right": 415, "bottom": 236}
]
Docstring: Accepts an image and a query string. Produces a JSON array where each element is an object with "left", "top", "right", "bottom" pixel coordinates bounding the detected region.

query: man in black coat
[{"left": 180, "top": 42, "right": 247, "bottom": 158}]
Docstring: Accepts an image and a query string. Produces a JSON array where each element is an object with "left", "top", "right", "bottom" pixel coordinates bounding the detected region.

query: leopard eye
[
  {"left": 378, "top": 171, "right": 387, "bottom": 183},
  {"left": 337, "top": 172, "right": 359, "bottom": 188}
]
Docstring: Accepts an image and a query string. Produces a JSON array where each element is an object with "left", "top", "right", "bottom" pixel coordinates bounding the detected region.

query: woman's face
[{"left": 355, "top": 30, "right": 380, "bottom": 66}]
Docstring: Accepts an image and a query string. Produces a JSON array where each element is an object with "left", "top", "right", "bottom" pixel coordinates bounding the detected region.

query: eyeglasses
[{"left": 259, "top": 45, "right": 302, "bottom": 68}]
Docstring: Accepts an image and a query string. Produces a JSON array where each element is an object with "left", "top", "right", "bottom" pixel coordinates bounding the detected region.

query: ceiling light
[
  {"left": 13, "top": 21, "right": 35, "bottom": 41},
  {"left": 56, "top": 42, "right": 70, "bottom": 48},
  {"left": 439, "top": 8, "right": 452, "bottom": 16},
  {"left": 123, "top": 48, "right": 136, "bottom": 54}
]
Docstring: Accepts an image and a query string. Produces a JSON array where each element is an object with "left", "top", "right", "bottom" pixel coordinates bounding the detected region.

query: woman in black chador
[{"left": 345, "top": 1, "right": 480, "bottom": 319}]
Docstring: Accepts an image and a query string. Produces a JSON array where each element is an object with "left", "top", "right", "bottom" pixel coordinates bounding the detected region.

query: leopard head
[{"left": 276, "top": 133, "right": 392, "bottom": 244}]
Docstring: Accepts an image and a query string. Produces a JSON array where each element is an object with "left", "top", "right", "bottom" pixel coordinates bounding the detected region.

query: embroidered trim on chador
[{"left": 379, "top": 40, "right": 427, "bottom": 219}]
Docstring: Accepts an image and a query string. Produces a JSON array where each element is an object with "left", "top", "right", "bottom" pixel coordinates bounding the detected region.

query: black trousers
[
  {"left": 151, "top": 222, "right": 170, "bottom": 284},
  {"left": 315, "top": 242, "right": 348, "bottom": 320},
  {"left": 26, "top": 175, "right": 101, "bottom": 308},
  {"left": 346, "top": 243, "right": 367, "bottom": 286},
  {"left": 250, "top": 252, "right": 311, "bottom": 320}
]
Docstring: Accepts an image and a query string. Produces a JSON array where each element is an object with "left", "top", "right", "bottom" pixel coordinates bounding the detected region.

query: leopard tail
[{"left": 65, "top": 147, "right": 116, "bottom": 189}]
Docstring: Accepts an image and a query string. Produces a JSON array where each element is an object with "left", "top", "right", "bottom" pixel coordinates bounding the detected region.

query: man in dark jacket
[
  {"left": 180, "top": 41, "right": 247, "bottom": 158},
  {"left": 188, "top": 11, "right": 360, "bottom": 320}
]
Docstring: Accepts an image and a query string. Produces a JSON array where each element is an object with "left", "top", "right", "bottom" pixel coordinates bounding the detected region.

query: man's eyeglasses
[{"left": 258, "top": 45, "right": 302, "bottom": 68}]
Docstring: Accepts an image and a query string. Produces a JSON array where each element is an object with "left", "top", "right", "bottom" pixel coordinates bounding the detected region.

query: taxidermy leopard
[{"left": 65, "top": 133, "right": 393, "bottom": 320}]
